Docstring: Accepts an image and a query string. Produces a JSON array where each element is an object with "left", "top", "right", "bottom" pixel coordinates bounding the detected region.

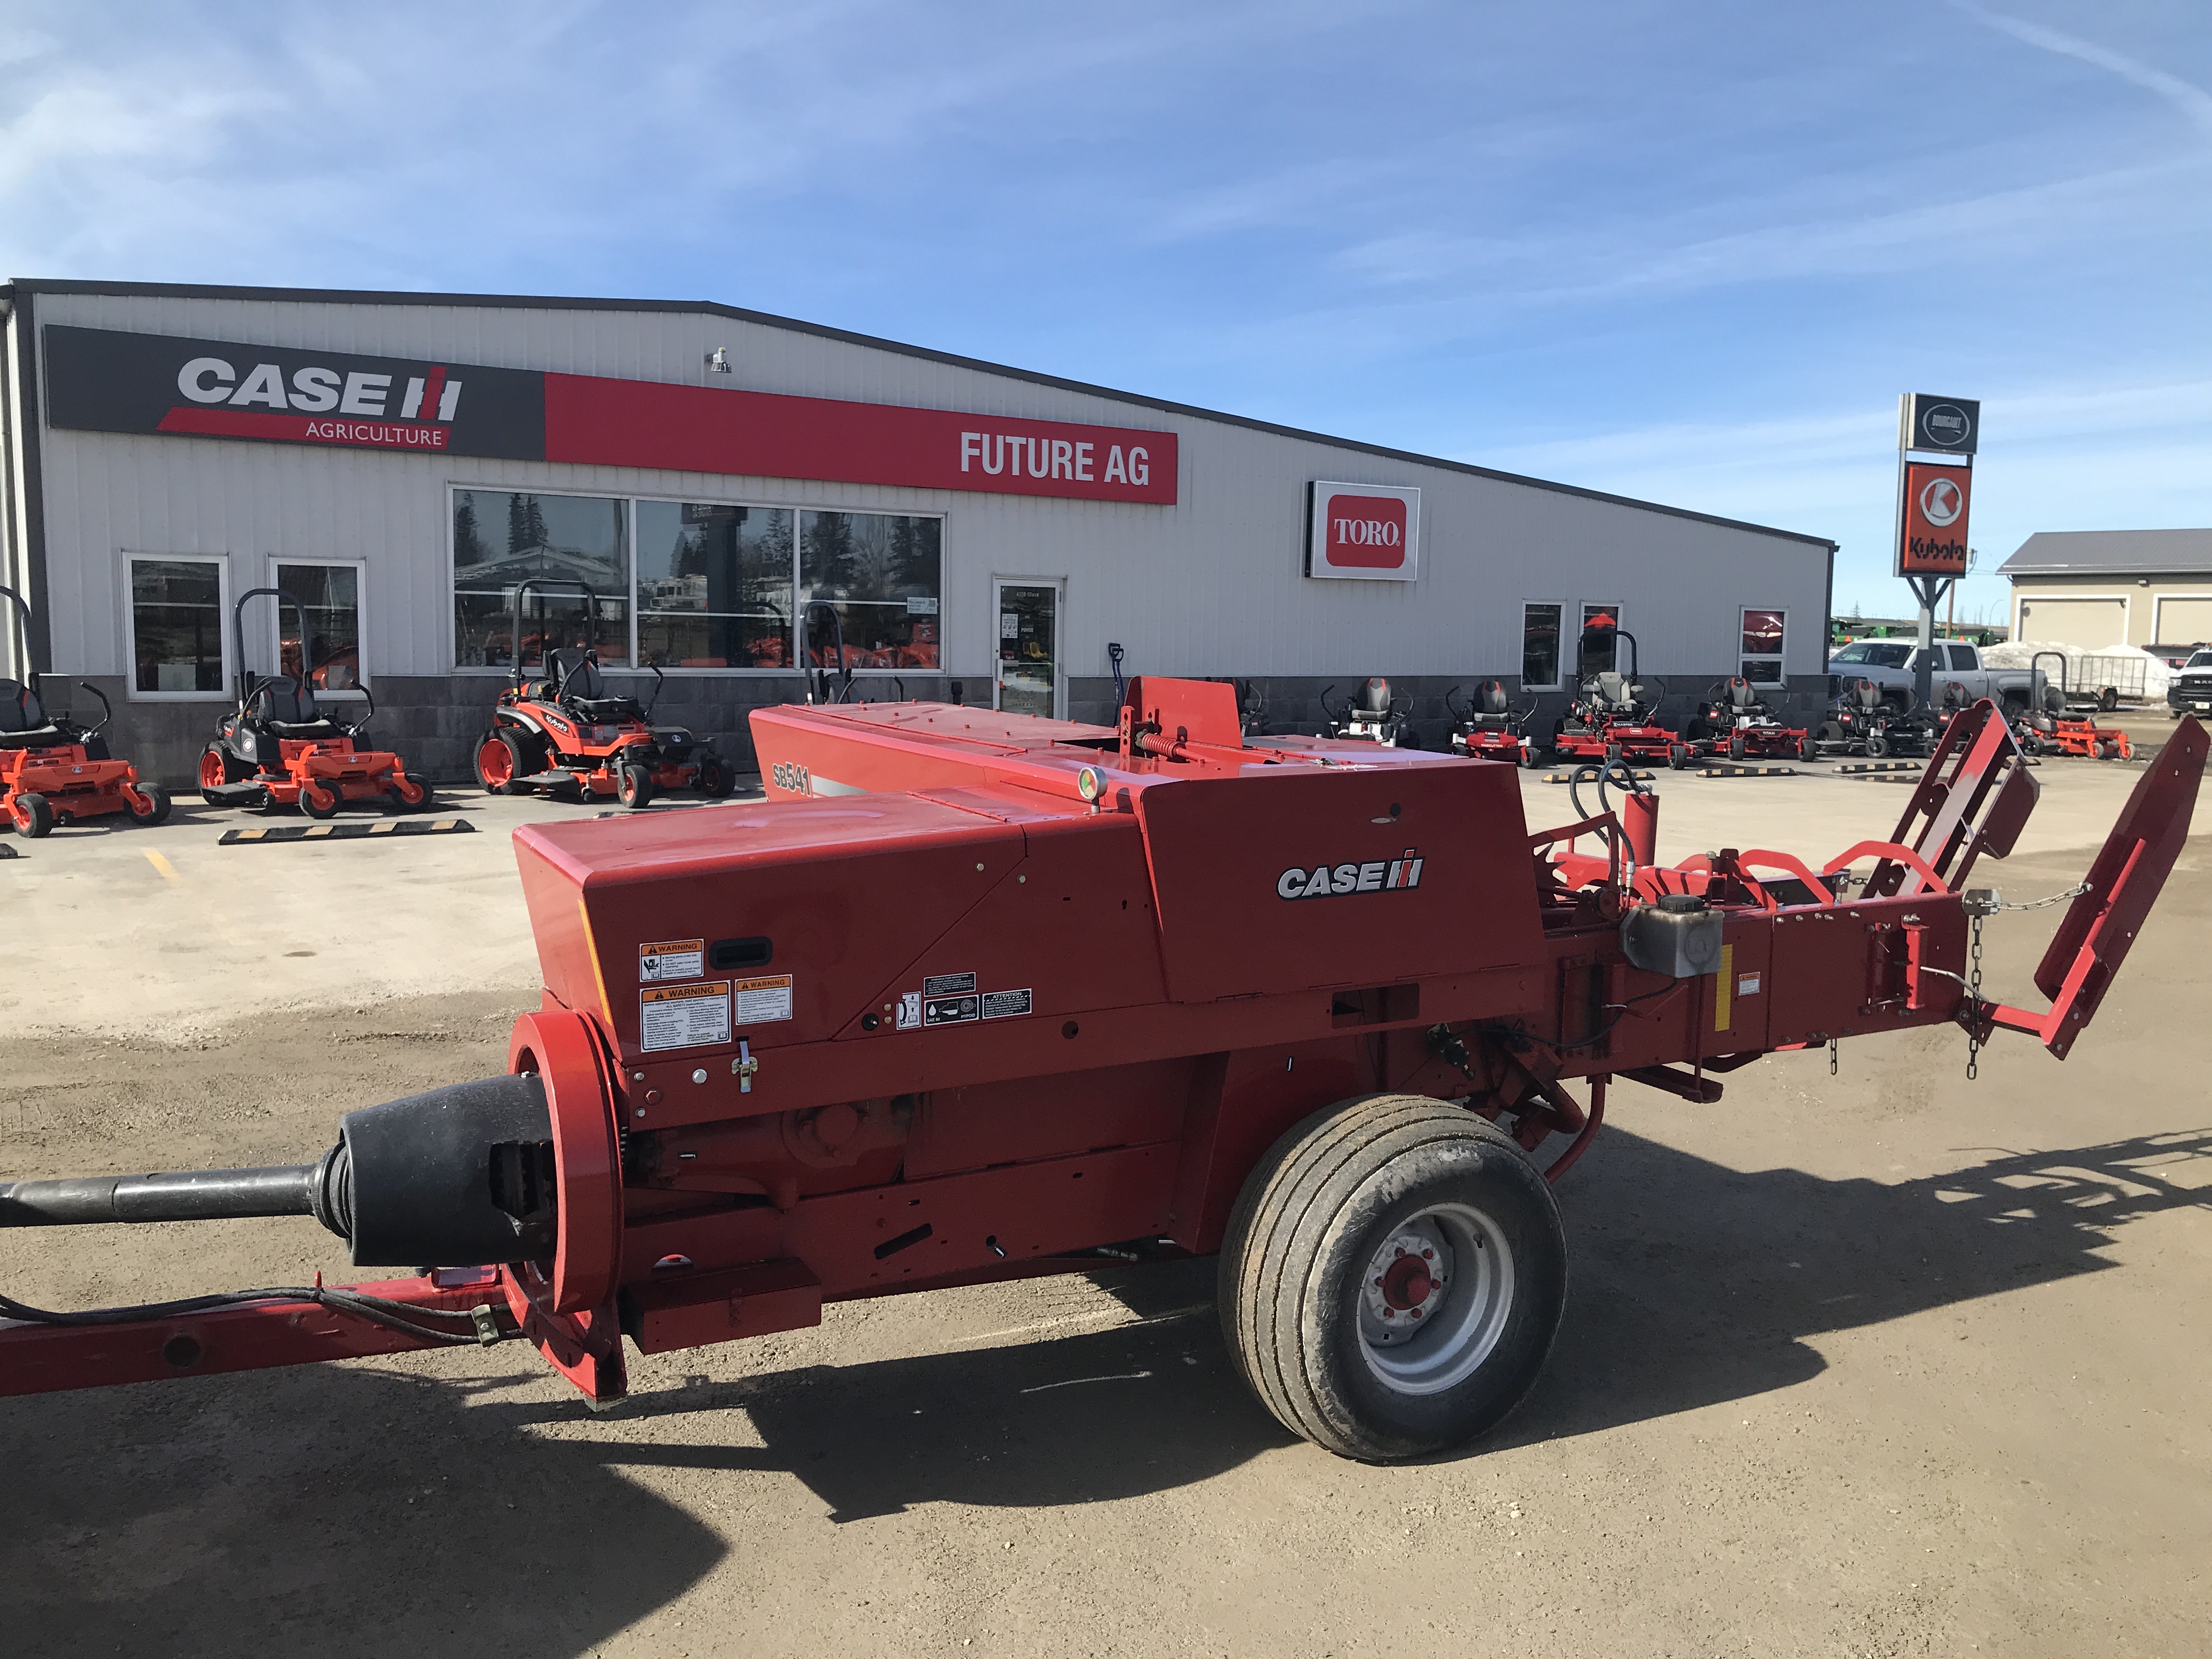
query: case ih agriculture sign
[
  {"left": 40, "top": 325, "right": 1178, "bottom": 505},
  {"left": 1307, "top": 481, "right": 1421, "bottom": 581}
]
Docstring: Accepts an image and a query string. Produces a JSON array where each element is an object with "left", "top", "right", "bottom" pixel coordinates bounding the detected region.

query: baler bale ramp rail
[{"left": 3, "top": 685, "right": 2202, "bottom": 1463}]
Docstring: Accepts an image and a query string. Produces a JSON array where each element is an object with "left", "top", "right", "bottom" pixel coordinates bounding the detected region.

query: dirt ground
[{"left": 2, "top": 759, "right": 2208, "bottom": 1657}]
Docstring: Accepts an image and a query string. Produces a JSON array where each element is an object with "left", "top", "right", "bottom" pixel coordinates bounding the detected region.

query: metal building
[
  {"left": 2001, "top": 529, "right": 2212, "bottom": 650},
  {"left": 1, "top": 279, "right": 1837, "bottom": 785}
]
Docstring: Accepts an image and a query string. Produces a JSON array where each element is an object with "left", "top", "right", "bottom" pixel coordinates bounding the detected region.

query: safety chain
[
  {"left": 1955, "top": 882, "right": 2089, "bottom": 1082},
  {"left": 1967, "top": 912, "right": 1984, "bottom": 1081}
]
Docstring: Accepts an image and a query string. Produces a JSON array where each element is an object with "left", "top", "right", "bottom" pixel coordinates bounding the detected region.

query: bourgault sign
[{"left": 41, "top": 326, "right": 1178, "bottom": 505}]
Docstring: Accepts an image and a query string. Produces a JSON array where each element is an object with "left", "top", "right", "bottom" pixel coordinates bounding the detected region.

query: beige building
[{"left": 2001, "top": 529, "right": 2212, "bottom": 648}]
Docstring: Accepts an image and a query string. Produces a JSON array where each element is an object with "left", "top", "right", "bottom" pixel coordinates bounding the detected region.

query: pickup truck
[{"left": 1826, "top": 640, "right": 2047, "bottom": 712}]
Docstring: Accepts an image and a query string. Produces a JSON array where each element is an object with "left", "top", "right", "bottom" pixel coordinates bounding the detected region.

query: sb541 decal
[{"left": 1276, "top": 849, "right": 1424, "bottom": 900}]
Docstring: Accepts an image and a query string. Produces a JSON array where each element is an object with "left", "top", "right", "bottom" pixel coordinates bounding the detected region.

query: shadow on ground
[{"left": 5, "top": 1122, "right": 2205, "bottom": 1651}]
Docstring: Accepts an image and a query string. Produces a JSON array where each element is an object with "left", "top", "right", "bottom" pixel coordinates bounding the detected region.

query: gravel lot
[{"left": 1, "top": 757, "right": 2205, "bottom": 1657}]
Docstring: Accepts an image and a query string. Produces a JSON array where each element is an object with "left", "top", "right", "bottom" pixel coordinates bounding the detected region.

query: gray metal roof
[
  {"left": 3, "top": 276, "right": 1836, "bottom": 550},
  {"left": 2000, "top": 528, "right": 2212, "bottom": 575}
]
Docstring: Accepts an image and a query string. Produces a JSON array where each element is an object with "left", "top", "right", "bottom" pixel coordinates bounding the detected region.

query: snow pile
[{"left": 1982, "top": 640, "right": 2174, "bottom": 699}]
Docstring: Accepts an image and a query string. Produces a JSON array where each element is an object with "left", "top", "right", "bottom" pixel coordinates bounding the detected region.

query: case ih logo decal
[
  {"left": 42, "top": 324, "right": 1177, "bottom": 503},
  {"left": 1276, "top": 849, "right": 1425, "bottom": 900},
  {"left": 1308, "top": 481, "right": 1420, "bottom": 582}
]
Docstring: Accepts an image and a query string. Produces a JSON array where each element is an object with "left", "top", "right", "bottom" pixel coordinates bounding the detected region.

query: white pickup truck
[{"left": 1826, "top": 640, "right": 2047, "bottom": 712}]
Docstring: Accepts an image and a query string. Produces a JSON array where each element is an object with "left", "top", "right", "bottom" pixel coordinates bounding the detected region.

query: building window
[
  {"left": 635, "top": 503, "right": 794, "bottom": 668},
  {"left": 1740, "top": 608, "right": 1786, "bottom": 684},
  {"left": 453, "top": 489, "right": 630, "bottom": 670},
  {"left": 274, "top": 562, "right": 362, "bottom": 693},
  {"left": 1579, "top": 603, "right": 1622, "bottom": 682},
  {"left": 128, "top": 556, "right": 227, "bottom": 696},
  {"left": 1522, "top": 603, "right": 1563, "bottom": 689},
  {"left": 799, "top": 511, "right": 942, "bottom": 670}
]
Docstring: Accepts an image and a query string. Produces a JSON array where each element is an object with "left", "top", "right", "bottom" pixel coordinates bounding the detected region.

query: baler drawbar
[{"left": 3, "top": 679, "right": 2202, "bottom": 1460}]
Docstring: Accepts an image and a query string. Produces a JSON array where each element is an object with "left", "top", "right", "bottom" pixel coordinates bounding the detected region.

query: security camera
[{"left": 706, "top": 347, "right": 731, "bottom": 374}]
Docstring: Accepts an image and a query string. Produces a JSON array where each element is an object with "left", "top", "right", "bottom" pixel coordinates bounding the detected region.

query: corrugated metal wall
[{"left": 26, "top": 288, "right": 1832, "bottom": 692}]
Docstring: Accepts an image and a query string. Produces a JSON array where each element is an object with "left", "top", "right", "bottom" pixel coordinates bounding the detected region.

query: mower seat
[
  {"left": 1355, "top": 678, "right": 1392, "bottom": 716},
  {"left": 1939, "top": 681, "right": 1970, "bottom": 714},
  {"left": 1851, "top": 679, "right": 1887, "bottom": 716},
  {"left": 1466, "top": 680, "right": 1514, "bottom": 730},
  {"left": 1589, "top": 671, "right": 1637, "bottom": 713},
  {"left": 1729, "top": 677, "right": 1765, "bottom": 715},
  {"left": 247, "top": 674, "right": 342, "bottom": 737},
  {"left": 0, "top": 677, "right": 66, "bottom": 748},
  {"left": 548, "top": 648, "right": 606, "bottom": 704}
]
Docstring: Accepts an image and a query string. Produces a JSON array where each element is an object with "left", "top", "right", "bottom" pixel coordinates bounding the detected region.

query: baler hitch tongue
[{"left": 1972, "top": 716, "right": 2207, "bottom": 1058}]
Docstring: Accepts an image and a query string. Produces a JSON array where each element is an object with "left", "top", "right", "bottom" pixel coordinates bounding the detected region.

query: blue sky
[{"left": 3, "top": 0, "right": 2207, "bottom": 621}]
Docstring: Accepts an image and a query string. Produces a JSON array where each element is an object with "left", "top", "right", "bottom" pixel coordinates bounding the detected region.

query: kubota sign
[
  {"left": 40, "top": 325, "right": 1178, "bottom": 504},
  {"left": 1307, "top": 481, "right": 1421, "bottom": 582},
  {"left": 1897, "top": 461, "right": 1972, "bottom": 577}
]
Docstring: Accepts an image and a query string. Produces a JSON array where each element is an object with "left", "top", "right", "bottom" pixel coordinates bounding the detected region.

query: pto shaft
[{"left": 0, "top": 1167, "right": 315, "bottom": 1226}]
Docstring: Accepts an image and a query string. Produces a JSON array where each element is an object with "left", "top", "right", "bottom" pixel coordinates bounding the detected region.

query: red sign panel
[
  {"left": 1898, "top": 461, "right": 1971, "bottom": 577},
  {"left": 1323, "top": 494, "right": 1409, "bottom": 568},
  {"left": 543, "top": 375, "right": 1175, "bottom": 504}
]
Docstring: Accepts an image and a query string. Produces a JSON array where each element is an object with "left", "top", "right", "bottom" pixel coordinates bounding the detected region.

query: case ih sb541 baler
[{"left": 2, "top": 680, "right": 2201, "bottom": 1461}]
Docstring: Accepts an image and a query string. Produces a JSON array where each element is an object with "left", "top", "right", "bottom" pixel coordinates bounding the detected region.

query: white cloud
[{"left": 1952, "top": 1, "right": 2212, "bottom": 144}]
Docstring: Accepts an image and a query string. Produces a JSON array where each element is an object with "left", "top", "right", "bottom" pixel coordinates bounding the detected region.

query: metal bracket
[
  {"left": 469, "top": 1303, "right": 503, "bottom": 1346},
  {"left": 732, "top": 1039, "right": 758, "bottom": 1094}
]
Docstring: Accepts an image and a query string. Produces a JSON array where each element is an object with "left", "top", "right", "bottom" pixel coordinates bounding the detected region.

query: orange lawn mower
[
  {"left": 2017, "top": 652, "right": 2132, "bottom": 761},
  {"left": 198, "top": 588, "right": 434, "bottom": 818},
  {"left": 1, "top": 585, "right": 171, "bottom": 838},
  {"left": 473, "top": 579, "right": 733, "bottom": 808}
]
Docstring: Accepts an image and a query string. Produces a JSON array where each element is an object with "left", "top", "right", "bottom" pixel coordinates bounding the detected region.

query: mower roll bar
[
  {"left": 234, "top": 588, "right": 373, "bottom": 736},
  {"left": 2, "top": 583, "right": 114, "bottom": 735},
  {"left": 803, "top": 600, "right": 854, "bottom": 706},
  {"left": 509, "top": 577, "right": 664, "bottom": 714}
]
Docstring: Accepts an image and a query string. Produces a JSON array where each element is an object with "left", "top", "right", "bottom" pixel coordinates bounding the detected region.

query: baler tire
[
  {"left": 13, "top": 792, "right": 55, "bottom": 838},
  {"left": 1217, "top": 1093, "right": 1566, "bottom": 1463}
]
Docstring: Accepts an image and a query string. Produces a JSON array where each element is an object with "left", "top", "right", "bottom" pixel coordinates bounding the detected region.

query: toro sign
[
  {"left": 1897, "top": 461, "right": 1972, "bottom": 577},
  {"left": 1308, "top": 481, "right": 1421, "bottom": 582}
]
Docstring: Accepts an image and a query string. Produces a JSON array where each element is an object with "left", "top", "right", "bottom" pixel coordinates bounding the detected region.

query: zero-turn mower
[
  {"left": 1, "top": 584, "right": 170, "bottom": 837},
  {"left": 1691, "top": 676, "right": 1814, "bottom": 762},
  {"left": 1322, "top": 678, "right": 1413, "bottom": 746},
  {"left": 199, "top": 589, "right": 432, "bottom": 818},
  {"left": 473, "top": 579, "right": 732, "bottom": 808},
  {"left": 1446, "top": 679, "right": 1541, "bottom": 766},
  {"left": 1550, "top": 627, "right": 1697, "bottom": 768},
  {"left": 2017, "top": 653, "right": 2132, "bottom": 759},
  {"left": 1820, "top": 678, "right": 1934, "bottom": 759}
]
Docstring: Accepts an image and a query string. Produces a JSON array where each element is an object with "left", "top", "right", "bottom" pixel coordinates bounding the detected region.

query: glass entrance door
[{"left": 994, "top": 581, "right": 1060, "bottom": 719}]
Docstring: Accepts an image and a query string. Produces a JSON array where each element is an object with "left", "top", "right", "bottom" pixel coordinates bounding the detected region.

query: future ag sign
[{"left": 39, "top": 325, "right": 1178, "bottom": 505}]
